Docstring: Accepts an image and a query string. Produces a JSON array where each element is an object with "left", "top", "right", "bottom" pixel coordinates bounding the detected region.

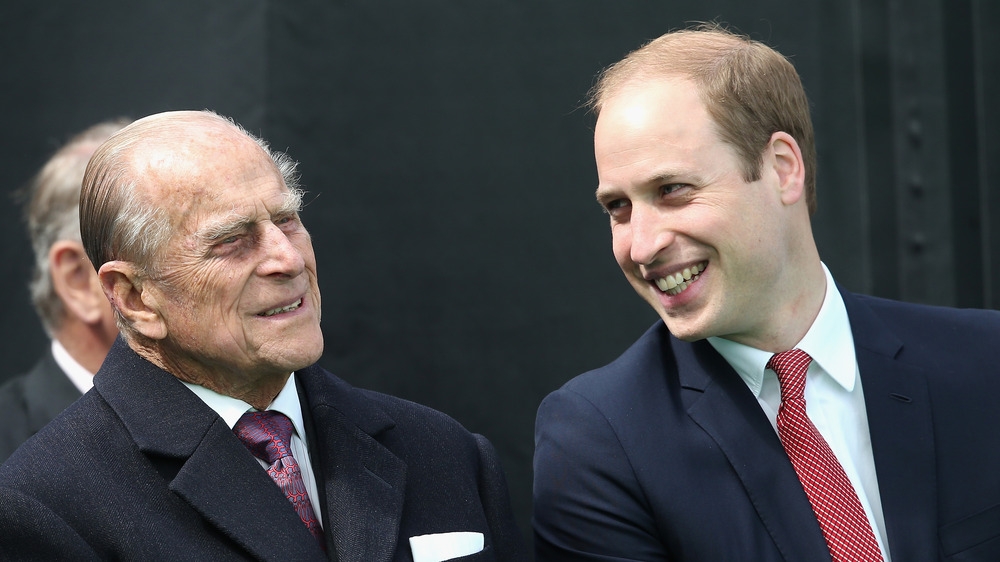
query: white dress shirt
[
  {"left": 708, "top": 263, "right": 890, "bottom": 561},
  {"left": 50, "top": 339, "right": 95, "bottom": 394},
  {"left": 182, "top": 373, "right": 323, "bottom": 525}
]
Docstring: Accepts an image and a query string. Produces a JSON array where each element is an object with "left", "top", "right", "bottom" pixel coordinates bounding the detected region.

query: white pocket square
[{"left": 408, "top": 531, "right": 484, "bottom": 562}]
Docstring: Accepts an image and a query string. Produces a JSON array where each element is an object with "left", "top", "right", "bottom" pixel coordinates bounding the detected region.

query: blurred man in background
[{"left": 0, "top": 119, "right": 127, "bottom": 462}]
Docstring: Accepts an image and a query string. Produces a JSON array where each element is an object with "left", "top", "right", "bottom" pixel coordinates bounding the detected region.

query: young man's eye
[
  {"left": 661, "top": 183, "right": 688, "bottom": 196},
  {"left": 603, "top": 199, "right": 629, "bottom": 213}
]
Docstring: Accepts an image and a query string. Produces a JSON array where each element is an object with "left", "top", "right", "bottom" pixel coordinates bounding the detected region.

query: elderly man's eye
[{"left": 275, "top": 215, "right": 301, "bottom": 227}]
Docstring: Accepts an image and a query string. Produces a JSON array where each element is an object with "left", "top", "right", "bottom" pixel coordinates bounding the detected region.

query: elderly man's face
[{"left": 140, "top": 127, "right": 323, "bottom": 385}]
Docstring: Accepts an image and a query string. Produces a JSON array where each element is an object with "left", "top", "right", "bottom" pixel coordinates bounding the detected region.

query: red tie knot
[{"left": 768, "top": 348, "right": 813, "bottom": 401}]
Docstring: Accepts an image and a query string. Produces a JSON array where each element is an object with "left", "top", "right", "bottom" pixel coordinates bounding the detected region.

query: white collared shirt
[
  {"left": 182, "top": 373, "right": 323, "bottom": 525},
  {"left": 708, "top": 263, "right": 890, "bottom": 561},
  {"left": 50, "top": 339, "right": 95, "bottom": 394}
]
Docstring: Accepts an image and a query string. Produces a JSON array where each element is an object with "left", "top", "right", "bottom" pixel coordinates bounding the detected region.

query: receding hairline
[
  {"left": 105, "top": 111, "right": 281, "bottom": 207},
  {"left": 117, "top": 110, "right": 241, "bottom": 138},
  {"left": 119, "top": 111, "right": 261, "bottom": 160},
  {"left": 588, "top": 26, "right": 758, "bottom": 113}
]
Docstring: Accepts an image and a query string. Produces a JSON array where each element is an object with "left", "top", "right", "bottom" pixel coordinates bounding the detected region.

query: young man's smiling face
[{"left": 595, "top": 76, "right": 804, "bottom": 349}]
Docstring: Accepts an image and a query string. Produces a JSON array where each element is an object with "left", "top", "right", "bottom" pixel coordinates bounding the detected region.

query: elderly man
[
  {"left": 0, "top": 119, "right": 126, "bottom": 463},
  {"left": 0, "top": 110, "right": 525, "bottom": 561},
  {"left": 533, "top": 25, "right": 1000, "bottom": 561}
]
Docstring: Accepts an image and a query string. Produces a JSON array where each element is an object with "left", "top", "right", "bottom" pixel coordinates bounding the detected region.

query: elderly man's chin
[
  {"left": 266, "top": 327, "right": 324, "bottom": 373},
  {"left": 248, "top": 299, "right": 325, "bottom": 371}
]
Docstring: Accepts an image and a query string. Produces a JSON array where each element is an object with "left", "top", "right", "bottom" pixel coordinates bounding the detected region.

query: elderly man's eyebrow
[
  {"left": 275, "top": 187, "right": 304, "bottom": 216},
  {"left": 199, "top": 213, "right": 254, "bottom": 243},
  {"left": 198, "top": 189, "right": 305, "bottom": 243}
]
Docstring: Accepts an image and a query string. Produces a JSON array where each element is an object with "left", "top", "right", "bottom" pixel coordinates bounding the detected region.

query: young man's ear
[
  {"left": 768, "top": 131, "right": 806, "bottom": 207},
  {"left": 98, "top": 261, "right": 167, "bottom": 340},
  {"left": 49, "top": 241, "right": 106, "bottom": 325}
]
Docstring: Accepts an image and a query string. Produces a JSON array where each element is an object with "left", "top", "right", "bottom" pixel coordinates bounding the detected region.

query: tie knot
[
  {"left": 233, "top": 410, "right": 295, "bottom": 464},
  {"left": 767, "top": 348, "right": 812, "bottom": 401}
]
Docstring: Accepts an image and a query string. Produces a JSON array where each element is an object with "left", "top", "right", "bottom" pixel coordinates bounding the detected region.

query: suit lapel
[
  {"left": 22, "top": 348, "right": 82, "bottom": 432},
  {"left": 843, "top": 290, "right": 938, "bottom": 561},
  {"left": 678, "top": 339, "right": 832, "bottom": 561},
  {"left": 298, "top": 366, "right": 407, "bottom": 562},
  {"left": 94, "top": 339, "right": 326, "bottom": 561}
]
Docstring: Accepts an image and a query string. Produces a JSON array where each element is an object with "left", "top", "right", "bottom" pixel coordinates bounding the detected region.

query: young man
[{"left": 534, "top": 26, "right": 1000, "bottom": 561}]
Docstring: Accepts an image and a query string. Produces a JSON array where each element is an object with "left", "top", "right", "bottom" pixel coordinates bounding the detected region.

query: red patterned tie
[
  {"left": 768, "top": 349, "right": 883, "bottom": 562},
  {"left": 233, "top": 410, "right": 324, "bottom": 546}
]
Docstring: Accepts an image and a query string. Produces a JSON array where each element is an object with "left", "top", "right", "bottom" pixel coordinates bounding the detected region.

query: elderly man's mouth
[
  {"left": 653, "top": 262, "right": 706, "bottom": 296},
  {"left": 258, "top": 298, "right": 303, "bottom": 317}
]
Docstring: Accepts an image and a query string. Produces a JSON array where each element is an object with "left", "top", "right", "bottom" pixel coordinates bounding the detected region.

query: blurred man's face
[
  {"left": 140, "top": 123, "right": 323, "bottom": 387},
  {"left": 594, "top": 77, "right": 796, "bottom": 348}
]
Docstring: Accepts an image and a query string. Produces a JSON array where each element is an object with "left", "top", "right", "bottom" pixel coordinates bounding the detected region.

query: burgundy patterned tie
[
  {"left": 768, "top": 349, "right": 883, "bottom": 562},
  {"left": 233, "top": 410, "right": 324, "bottom": 546}
]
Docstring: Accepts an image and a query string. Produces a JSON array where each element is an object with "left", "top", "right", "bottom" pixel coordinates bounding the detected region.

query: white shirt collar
[
  {"left": 181, "top": 373, "right": 308, "bottom": 442},
  {"left": 50, "top": 339, "right": 95, "bottom": 394},
  {"left": 708, "top": 263, "right": 857, "bottom": 396}
]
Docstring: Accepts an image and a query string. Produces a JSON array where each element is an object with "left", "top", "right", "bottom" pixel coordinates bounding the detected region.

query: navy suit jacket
[
  {"left": 0, "top": 347, "right": 82, "bottom": 463},
  {"left": 534, "top": 289, "right": 1000, "bottom": 560},
  {"left": 0, "top": 339, "right": 526, "bottom": 561}
]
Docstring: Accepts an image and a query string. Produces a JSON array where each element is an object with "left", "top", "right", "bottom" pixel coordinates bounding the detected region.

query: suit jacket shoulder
[
  {"left": 0, "top": 347, "right": 80, "bottom": 463},
  {"left": 846, "top": 290, "right": 1000, "bottom": 360}
]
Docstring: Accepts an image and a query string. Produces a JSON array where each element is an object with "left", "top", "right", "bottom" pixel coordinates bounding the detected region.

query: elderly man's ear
[{"left": 98, "top": 261, "right": 168, "bottom": 340}]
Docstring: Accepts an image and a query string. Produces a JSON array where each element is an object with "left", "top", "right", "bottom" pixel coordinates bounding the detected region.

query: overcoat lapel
[
  {"left": 170, "top": 419, "right": 327, "bottom": 561},
  {"left": 95, "top": 339, "right": 326, "bottom": 561},
  {"left": 298, "top": 366, "right": 407, "bottom": 562},
  {"left": 677, "top": 339, "right": 832, "bottom": 561},
  {"left": 842, "top": 290, "right": 938, "bottom": 561}
]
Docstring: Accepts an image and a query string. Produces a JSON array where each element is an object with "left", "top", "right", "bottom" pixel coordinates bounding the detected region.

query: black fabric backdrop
[{"left": 2, "top": 0, "right": 996, "bottom": 547}]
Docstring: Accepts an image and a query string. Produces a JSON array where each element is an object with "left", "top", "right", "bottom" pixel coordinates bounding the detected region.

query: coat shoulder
[
  {"left": 357, "top": 387, "right": 481, "bottom": 447},
  {"left": 298, "top": 363, "right": 484, "bottom": 460},
  {"left": 556, "top": 321, "right": 681, "bottom": 402}
]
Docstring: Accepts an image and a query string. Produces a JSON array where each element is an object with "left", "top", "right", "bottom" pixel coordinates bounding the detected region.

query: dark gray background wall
[{"left": 2, "top": 0, "right": 996, "bottom": 546}]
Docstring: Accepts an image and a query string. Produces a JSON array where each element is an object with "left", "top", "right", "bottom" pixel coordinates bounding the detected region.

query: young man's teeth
[
  {"left": 654, "top": 263, "right": 705, "bottom": 295},
  {"left": 655, "top": 277, "right": 674, "bottom": 291},
  {"left": 261, "top": 299, "right": 302, "bottom": 317}
]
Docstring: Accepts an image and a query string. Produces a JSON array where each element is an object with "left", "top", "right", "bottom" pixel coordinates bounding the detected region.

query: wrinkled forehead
[{"left": 130, "top": 128, "right": 284, "bottom": 231}]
